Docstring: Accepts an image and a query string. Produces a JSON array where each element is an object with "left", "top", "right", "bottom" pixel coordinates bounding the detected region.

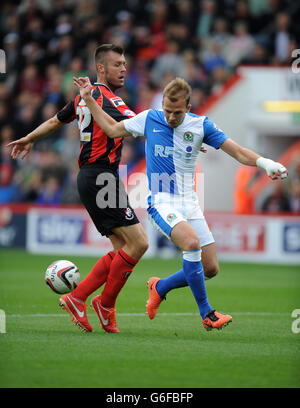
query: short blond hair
[{"left": 163, "top": 77, "right": 192, "bottom": 106}]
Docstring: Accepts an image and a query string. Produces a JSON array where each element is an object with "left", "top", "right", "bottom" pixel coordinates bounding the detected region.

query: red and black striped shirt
[{"left": 56, "top": 83, "right": 135, "bottom": 170}]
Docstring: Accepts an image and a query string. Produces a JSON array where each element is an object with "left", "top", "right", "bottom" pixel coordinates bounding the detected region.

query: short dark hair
[{"left": 94, "top": 44, "right": 124, "bottom": 66}]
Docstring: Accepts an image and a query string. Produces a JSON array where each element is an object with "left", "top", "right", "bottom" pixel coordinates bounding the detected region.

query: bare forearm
[
  {"left": 233, "top": 146, "right": 260, "bottom": 166},
  {"left": 83, "top": 94, "right": 129, "bottom": 138},
  {"left": 221, "top": 139, "right": 259, "bottom": 165},
  {"left": 27, "top": 116, "right": 63, "bottom": 142},
  {"left": 220, "top": 138, "right": 287, "bottom": 179}
]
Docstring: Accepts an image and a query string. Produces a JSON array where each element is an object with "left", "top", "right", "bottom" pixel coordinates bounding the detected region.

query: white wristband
[{"left": 256, "top": 157, "right": 287, "bottom": 178}]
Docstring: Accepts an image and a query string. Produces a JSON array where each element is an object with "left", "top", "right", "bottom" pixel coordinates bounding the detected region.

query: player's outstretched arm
[
  {"left": 220, "top": 138, "right": 288, "bottom": 180},
  {"left": 73, "top": 76, "right": 132, "bottom": 139},
  {"left": 7, "top": 115, "right": 64, "bottom": 160}
]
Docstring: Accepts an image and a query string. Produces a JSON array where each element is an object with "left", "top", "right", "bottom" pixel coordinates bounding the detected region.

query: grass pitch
[{"left": 0, "top": 249, "right": 299, "bottom": 388}]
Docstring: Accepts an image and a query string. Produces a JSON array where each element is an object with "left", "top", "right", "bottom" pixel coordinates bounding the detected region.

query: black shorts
[{"left": 77, "top": 165, "right": 139, "bottom": 237}]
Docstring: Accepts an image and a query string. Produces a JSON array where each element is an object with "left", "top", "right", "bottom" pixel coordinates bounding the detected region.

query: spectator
[
  {"left": 289, "top": 180, "right": 300, "bottom": 213},
  {"left": 272, "top": 12, "right": 294, "bottom": 63},
  {"left": 190, "top": 86, "right": 206, "bottom": 112},
  {"left": 0, "top": 140, "right": 16, "bottom": 203},
  {"left": 241, "top": 42, "right": 269, "bottom": 65},
  {"left": 150, "top": 40, "right": 187, "bottom": 87},
  {"left": 14, "top": 103, "right": 39, "bottom": 140},
  {"left": 150, "top": 71, "right": 176, "bottom": 110},
  {"left": 210, "top": 18, "right": 231, "bottom": 51},
  {"left": 196, "top": 0, "right": 216, "bottom": 39},
  {"left": 175, "top": 0, "right": 196, "bottom": 36},
  {"left": 14, "top": 166, "right": 42, "bottom": 203},
  {"left": 17, "top": 63, "right": 45, "bottom": 100},
  {"left": 209, "top": 65, "right": 231, "bottom": 95},
  {"left": 202, "top": 40, "right": 229, "bottom": 75},
  {"left": 61, "top": 56, "right": 87, "bottom": 97},
  {"left": 60, "top": 160, "right": 81, "bottom": 204},
  {"left": 54, "top": 34, "right": 74, "bottom": 72},
  {"left": 43, "top": 65, "right": 66, "bottom": 109},
  {"left": 261, "top": 182, "right": 291, "bottom": 212},
  {"left": 134, "top": 84, "right": 155, "bottom": 113},
  {"left": 59, "top": 121, "right": 80, "bottom": 165},
  {"left": 224, "top": 21, "right": 255, "bottom": 67},
  {"left": 36, "top": 175, "right": 63, "bottom": 205},
  {"left": 149, "top": 0, "right": 169, "bottom": 35}
]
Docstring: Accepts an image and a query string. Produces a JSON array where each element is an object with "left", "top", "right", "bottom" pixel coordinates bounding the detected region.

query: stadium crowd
[{"left": 0, "top": 0, "right": 300, "bottom": 211}]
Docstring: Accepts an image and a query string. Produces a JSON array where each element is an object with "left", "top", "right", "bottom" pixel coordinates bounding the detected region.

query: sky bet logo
[{"left": 154, "top": 144, "right": 192, "bottom": 159}]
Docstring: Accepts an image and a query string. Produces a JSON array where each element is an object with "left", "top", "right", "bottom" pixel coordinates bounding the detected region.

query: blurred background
[{"left": 0, "top": 0, "right": 299, "bottom": 262}]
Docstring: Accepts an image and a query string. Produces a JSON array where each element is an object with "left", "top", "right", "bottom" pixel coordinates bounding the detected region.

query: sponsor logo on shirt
[
  {"left": 110, "top": 97, "right": 125, "bottom": 107},
  {"left": 154, "top": 144, "right": 192, "bottom": 159}
]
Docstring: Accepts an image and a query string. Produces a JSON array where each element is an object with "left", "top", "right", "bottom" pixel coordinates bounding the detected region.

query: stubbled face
[
  {"left": 162, "top": 95, "right": 191, "bottom": 128},
  {"left": 97, "top": 51, "right": 126, "bottom": 90}
]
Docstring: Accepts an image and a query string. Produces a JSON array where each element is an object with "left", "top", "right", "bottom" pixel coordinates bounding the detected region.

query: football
[{"left": 45, "top": 260, "right": 80, "bottom": 294}]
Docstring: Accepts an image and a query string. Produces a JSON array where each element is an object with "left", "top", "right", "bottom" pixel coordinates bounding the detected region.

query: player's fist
[{"left": 256, "top": 157, "right": 288, "bottom": 180}]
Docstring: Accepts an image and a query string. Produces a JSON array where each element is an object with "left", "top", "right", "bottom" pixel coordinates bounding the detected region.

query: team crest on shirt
[
  {"left": 125, "top": 207, "right": 134, "bottom": 220},
  {"left": 183, "top": 131, "right": 194, "bottom": 142},
  {"left": 110, "top": 97, "right": 125, "bottom": 107},
  {"left": 167, "top": 213, "right": 177, "bottom": 223}
]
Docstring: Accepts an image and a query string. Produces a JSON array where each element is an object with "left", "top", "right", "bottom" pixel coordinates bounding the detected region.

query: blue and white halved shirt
[{"left": 123, "top": 109, "right": 227, "bottom": 203}]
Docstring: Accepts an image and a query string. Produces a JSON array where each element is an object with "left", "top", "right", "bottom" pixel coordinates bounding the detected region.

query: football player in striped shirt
[{"left": 7, "top": 45, "right": 149, "bottom": 334}]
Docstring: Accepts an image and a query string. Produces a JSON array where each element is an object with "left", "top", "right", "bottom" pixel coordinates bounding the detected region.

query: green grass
[{"left": 0, "top": 249, "right": 299, "bottom": 388}]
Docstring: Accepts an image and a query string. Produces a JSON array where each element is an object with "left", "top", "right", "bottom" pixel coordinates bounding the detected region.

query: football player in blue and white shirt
[{"left": 73, "top": 76, "right": 287, "bottom": 331}]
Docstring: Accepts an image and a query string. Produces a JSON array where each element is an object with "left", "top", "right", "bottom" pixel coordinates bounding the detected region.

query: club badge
[{"left": 183, "top": 131, "right": 194, "bottom": 142}]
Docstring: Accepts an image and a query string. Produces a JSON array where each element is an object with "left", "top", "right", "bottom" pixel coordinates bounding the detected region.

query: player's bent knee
[
  {"left": 184, "top": 238, "right": 201, "bottom": 252},
  {"left": 204, "top": 264, "right": 219, "bottom": 279},
  {"left": 136, "top": 236, "right": 149, "bottom": 255},
  {"left": 127, "top": 232, "right": 148, "bottom": 258},
  {"left": 204, "top": 266, "right": 219, "bottom": 279}
]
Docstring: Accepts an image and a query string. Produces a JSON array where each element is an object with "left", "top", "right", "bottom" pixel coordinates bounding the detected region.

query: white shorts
[{"left": 147, "top": 193, "right": 215, "bottom": 247}]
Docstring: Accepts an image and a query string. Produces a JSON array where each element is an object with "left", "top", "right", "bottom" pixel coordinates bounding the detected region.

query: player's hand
[
  {"left": 200, "top": 146, "right": 207, "bottom": 153},
  {"left": 256, "top": 157, "right": 288, "bottom": 180},
  {"left": 269, "top": 168, "right": 288, "bottom": 180},
  {"left": 6, "top": 136, "right": 33, "bottom": 160},
  {"left": 266, "top": 162, "right": 288, "bottom": 180},
  {"left": 73, "top": 76, "right": 93, "bottom": 99}
]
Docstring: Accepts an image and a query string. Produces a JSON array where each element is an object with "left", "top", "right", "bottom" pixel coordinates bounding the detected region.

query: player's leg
[
  {"left": 67, "top": 166, "right": 129, "bottom": 303},
  {"left": 152, "top": 218, "right": 217, "bottom": 300},
  {"left": 147, "top": 212, "right": 231, "bottom": 328},
  {"left": 170, "top": 221, "right": 213, "bottom": 320},
  {"left": 70, "top": 233, "right": 125, "bottom": 302},
  {"left": 171, "top": 221, "right": 232, "bottom": 329},
  {"left": 201, "top": 242, "right": 219, "bottom": 279},
  {"left": 100, "top": 222, "right": 148, "bottom": 308},
  {"left": 147, "top": 208, "right": 212, "bottom": 320},
  {"left": 92, "top": 223, "right": 148, "bottom": 333}
]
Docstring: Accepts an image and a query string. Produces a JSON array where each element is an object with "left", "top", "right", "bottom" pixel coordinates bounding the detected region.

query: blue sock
[
  {"left": 156, "top": 269, "right": 187, "bottom": 298},
  {"left": 182, "top": 250, "right": 213, "bottom": 319}
]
